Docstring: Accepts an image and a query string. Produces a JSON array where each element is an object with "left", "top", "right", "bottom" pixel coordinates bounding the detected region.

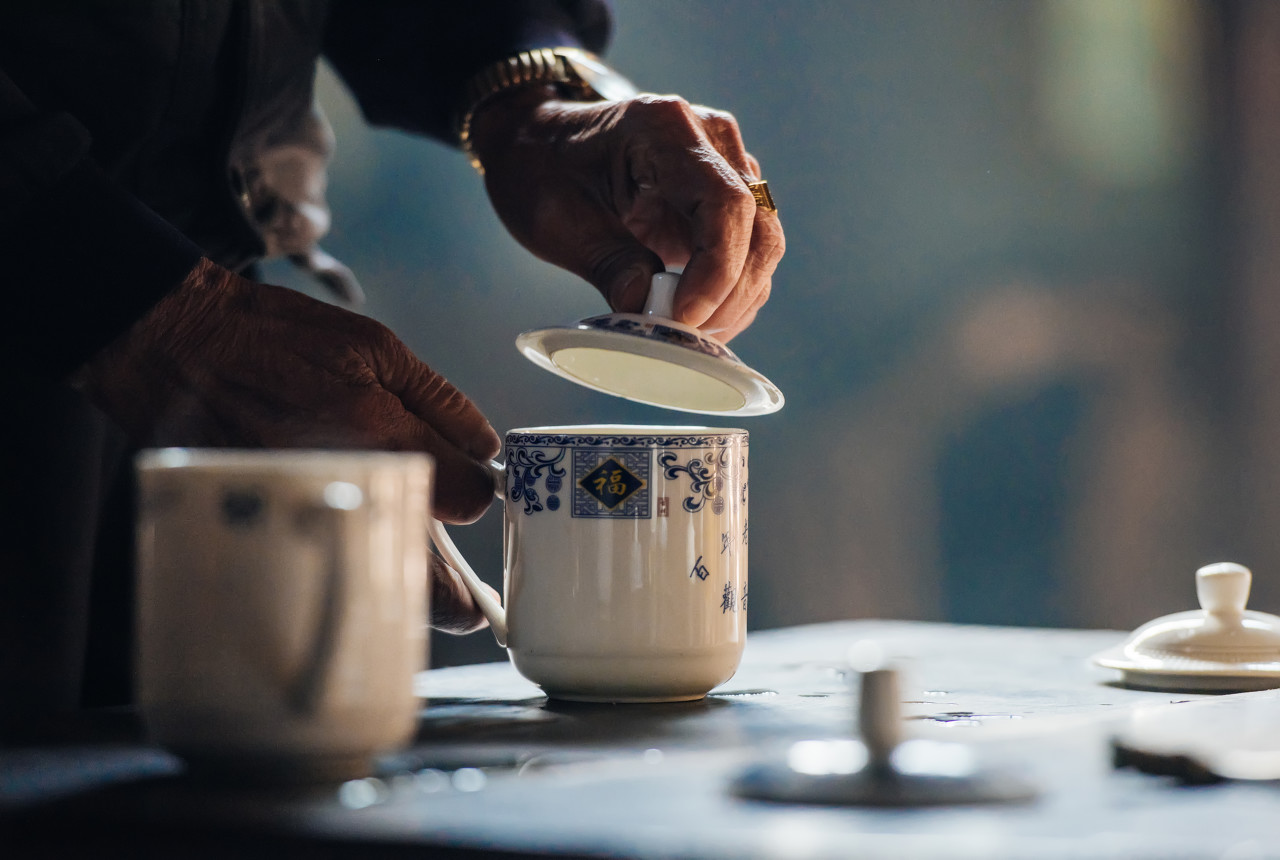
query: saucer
[
  {"left": 1092, "top": 562, "right": 1280, "bottom": 692},
  {"left": 516, "top": 271, "right": 784, "bottom": 416}
]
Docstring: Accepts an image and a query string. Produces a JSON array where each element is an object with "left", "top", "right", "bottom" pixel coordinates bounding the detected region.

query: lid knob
[
  {"left": 642, "top": 270, "right": 681, "bottom": 319},
  {"left": 1196, "top": 562, "right": 1252, "bottom": 618}
]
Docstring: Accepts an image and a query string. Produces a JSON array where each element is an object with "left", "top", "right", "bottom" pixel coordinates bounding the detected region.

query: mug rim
[{"left": 507, "top": 424, "right": 746, "bottom": 437}]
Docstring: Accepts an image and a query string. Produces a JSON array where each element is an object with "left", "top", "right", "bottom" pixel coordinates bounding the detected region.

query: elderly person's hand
[
  {"left": 77, "top": 258, "right": 501, "bottom": 523},
  {"left": 468, "top": 89, "right": 785, "bottom": 342},
  {"left": 75, "top": 258, "right": 501, "bottom": 632}
]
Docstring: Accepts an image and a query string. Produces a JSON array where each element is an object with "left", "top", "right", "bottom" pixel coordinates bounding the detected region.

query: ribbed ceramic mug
[
  {"left": 135, "top": 449, "right": 432, "bottom": 781},
  {"left": 437, "top": 425, "right": 749, "bottom": 702}
]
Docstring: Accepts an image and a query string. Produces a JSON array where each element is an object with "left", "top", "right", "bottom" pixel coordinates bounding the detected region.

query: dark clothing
[
  {"left": 0, "top": 0, "right": 611, "bottom": 731},
  {"left": 0, "top": 0, "right": 609, "bottom": 375}
]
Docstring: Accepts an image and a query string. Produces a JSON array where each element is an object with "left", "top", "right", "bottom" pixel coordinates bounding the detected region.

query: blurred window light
[{"left": 1038, "top": 0, "right": 1204, "bottom": 185}]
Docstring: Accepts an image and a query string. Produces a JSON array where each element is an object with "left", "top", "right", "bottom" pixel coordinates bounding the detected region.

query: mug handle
[
  {"left": 287, "top": 480, "right": 365, "bottom": 714},
  {"left": 428, "top": 460, "right": 509, "bottom": 647}
]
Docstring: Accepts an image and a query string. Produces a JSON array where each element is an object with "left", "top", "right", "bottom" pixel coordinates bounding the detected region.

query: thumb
[{"left": 587, "top": 240, "right": 665, "bottom": 315}]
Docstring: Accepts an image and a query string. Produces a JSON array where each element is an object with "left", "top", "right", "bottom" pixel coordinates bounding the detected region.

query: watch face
[{"left": 562, "top": 50, "right": 639, "bottom": 101}]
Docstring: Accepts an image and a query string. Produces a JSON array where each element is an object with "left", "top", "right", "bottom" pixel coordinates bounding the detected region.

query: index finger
[
  {"left": 629, "top": 100, "right": 777, "bottom": 332},
  {"left": 620, "top": 99, "right": 756, "bottom": 325},
  {"left": 674, "top": 172, "right": 760, "bottom": 330},
  {"left": 682, "top": 111, "right": 784, "bottom": 336}
]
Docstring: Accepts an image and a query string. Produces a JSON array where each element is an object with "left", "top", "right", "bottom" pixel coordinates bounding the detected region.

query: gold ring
[{"left": 747, "top": 180, "right": 776, "bottom": 212}]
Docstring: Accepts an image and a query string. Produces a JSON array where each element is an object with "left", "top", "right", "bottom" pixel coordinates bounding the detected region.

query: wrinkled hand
[
  {"left": 78, "top": 258, "right": 501, "bottom": 631},
  {"left": 430, "top": 552, "right": 497, "bottom": 635},
  {"left": 74, "top": 255, "right": 504, "bottom": 514},
  {"left": 78, "top": 258, "right": 501, "bottom": 524},
  {"left": 469, "top": 90, "right": 785, "bottom": 341}
]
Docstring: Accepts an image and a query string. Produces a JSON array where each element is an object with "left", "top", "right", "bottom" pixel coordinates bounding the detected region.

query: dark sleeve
[
  {"left": 321, "top": 0, "right": 612, "bottom": 141},
  {"left": 0, "top": 67, "right": 204, "bottom": 380}
]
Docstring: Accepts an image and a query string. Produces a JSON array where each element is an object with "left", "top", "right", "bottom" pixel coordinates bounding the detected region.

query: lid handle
[
  {"left": 1196, "top": 562, "right": 1252, "bottom": 617},
  {"left": 642, "top": 269, "right": 682, "bottom": 319}
]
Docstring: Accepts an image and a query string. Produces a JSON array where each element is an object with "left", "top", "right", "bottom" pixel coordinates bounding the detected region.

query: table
[{"left": 4, "top": 620, "right": 1280, "bottom": 858}]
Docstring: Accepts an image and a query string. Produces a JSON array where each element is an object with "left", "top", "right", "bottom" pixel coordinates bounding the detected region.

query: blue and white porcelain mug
[{"left": 434, "top": 425, "right": 749, "bottom": 702}]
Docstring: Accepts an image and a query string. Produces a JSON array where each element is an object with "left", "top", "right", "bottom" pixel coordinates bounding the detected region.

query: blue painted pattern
[
  {"left": 505, "top": 433, "right": 747, "bottom": 522},
  {"left": 508, "top": 432, "right": 746, "bottom": 449},
  {"left": 579, "top": 315, "right": 737, "bottom": 362},
  {"left": 659, "top": 447, "right": 737, "bottom": 514},
  {"left": 507, "top": 447, "right": 567, "bottom": 515}
]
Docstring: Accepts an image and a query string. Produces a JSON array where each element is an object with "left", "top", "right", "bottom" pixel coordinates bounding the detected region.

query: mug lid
[
  {"left": 515, "top": 272, "right": 784, "bottom": 417},
  {"left": 1093, "top": 562, "right": 1280, "bottom": 692}
]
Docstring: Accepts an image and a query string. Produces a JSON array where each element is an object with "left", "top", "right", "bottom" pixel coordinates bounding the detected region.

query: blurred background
[{"left": 264, "top": 0, "right": 1280, "bottom": 667}]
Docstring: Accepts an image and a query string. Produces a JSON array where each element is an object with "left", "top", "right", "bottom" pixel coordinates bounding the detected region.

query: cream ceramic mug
[
  {"left": 433, "top": 425, "right": 749, "bottom": 702},
  {"left": 135, "top": 449, "right": 431, "bottom": 781}
]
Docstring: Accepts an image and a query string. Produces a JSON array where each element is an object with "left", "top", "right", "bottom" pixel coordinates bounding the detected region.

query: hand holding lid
[{"left": 515, "top": 270, "right": 784, "bottom": 416}]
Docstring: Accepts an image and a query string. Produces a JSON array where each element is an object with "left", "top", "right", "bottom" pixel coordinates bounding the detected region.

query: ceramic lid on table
[
  {"left": 1093, "top": 562, "right": 1280, "bottom": 692},
  {"left": 515, "top": 271, "right": 784, "bottom": 416}
]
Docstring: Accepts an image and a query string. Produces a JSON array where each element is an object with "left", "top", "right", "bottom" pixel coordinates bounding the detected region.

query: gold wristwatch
[{"left": 456, "top": 47, "right": 638, "bottom": 173}]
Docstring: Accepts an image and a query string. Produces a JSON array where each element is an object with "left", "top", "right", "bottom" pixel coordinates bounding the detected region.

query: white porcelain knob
[
  {"left": 643, "top": 271, "right": 680, "bottom": 319},
  {"left": 1196, "top": 562, "right": 1252, "bottom": 618}
]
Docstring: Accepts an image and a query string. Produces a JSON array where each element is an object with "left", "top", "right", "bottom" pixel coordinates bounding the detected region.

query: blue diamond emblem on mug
[{"left": 580, "top": 457, "right": 644, "bottom": 510}]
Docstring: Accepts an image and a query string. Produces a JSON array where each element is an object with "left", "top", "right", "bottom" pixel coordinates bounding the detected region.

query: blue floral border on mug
[
  {"left": 508, "top": 433, "right": 748, "bottom": 449},
  {"left": 506, "top": 431, "right": 747, "bottom": 520}
]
